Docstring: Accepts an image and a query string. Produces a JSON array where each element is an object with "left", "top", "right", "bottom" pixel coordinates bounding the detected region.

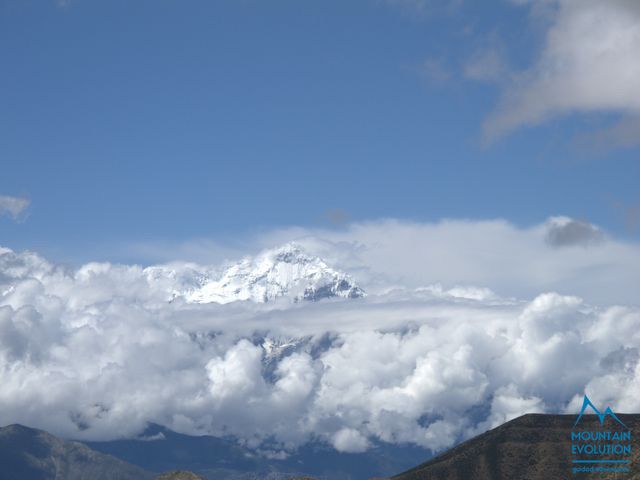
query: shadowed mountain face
[
  {"left": 0, "top": 424, "right": 152, "bottom": 480},
  {"left": 155, "top": 472, "right": 204, "bottom": 480},
  {"left": 393, "top": 414, "right": 640, "bottom": 480},
  {"left": 85, "top": 424, "right": 429, "bottom": 480}
]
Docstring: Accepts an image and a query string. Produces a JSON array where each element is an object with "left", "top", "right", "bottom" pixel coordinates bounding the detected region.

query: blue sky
[{"left": 1, "top": 0, "right": 639, "bottom": 262}]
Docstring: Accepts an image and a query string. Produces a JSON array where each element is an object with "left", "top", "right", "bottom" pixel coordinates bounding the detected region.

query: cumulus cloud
[
  {"left": 0, "top": 195, "right": 30, "bottom": 220},
  {"left": 331, "top": 428, "right": 370, "bottom": 453},
  {"left": 0, "top": 217, "right": 639, "bottom": 454},
  {"left": 473, "top": 384, "right": 545, "bottom": 433},
  {"left": 482, "top": 0, "right": 640, "bottom": 142},
  {"left": 1, "top": 224, "right": 640, "bottom": 456}
]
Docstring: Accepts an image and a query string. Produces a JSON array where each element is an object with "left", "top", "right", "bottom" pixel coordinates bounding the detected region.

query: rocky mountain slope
[
  {"left": 0, "top": 424, "right": 151, "bottom": 480},
  {"left": 393, "top": 414, "right": 640, "bottom": 480}
]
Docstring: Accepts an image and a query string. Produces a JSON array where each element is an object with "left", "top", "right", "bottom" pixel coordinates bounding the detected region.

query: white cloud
[
  {"left": 1, "top": 217, "right": 640, "bottom": 455},
  {"left": 207, "top": 340, "right": 266, "bottom": 404},
  {"left": 475, "top": 384, "right": 545, "bottom": 431},
  {"left": 331, "top": 428, "right": 370, "bottom": 453},
  {"left": 0, "top": 195, "right": 30, "bottom": 220},
  {"left": 483, "top": 0, "right": 640, "bottom": 142},
  {"left": 258, "top": 217, "right": 640, "bottom": 305}
]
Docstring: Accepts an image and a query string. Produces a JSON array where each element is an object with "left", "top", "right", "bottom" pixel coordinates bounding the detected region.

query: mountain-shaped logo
[{"left": 573, "top": 394, "right": 628, "bottom": 429}]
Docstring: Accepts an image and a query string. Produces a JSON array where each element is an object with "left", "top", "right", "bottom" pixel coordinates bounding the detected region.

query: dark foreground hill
[
  {"left": 393, "top": 414, "right": 640, "bottom": 480},
  {"left": 0, "top": 424, "right": 152, "bottom": 480}
]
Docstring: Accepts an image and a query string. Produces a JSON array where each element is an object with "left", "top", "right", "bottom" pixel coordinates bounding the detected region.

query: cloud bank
[
  {"left": 1, "top": 217, "right": 640, "bottom": 456},
  {"left": 256, "top": 217, "right": 639, "bottom": 306}
]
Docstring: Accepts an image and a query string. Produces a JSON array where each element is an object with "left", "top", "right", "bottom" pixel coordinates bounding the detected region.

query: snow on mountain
[
  {"left": 0, "top": 242, "right": 364, "bottom": 307},
  {"left": 261, "top": 337, "right": 302, "bottom": 363},
  {"left": 180, "top": 243, "right": 365, "bottom": 304}
]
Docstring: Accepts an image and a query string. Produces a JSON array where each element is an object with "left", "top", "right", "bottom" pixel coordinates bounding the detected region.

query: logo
[
  {"left": 573, "top": 394, "right": 628, "bottom": 429},
  {"left": 570, "top": 394, "right": 632, "bottom": 475}
]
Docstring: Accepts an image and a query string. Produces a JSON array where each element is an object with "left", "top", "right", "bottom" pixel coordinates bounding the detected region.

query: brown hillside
[{"left": 394, "top": 414, "right": 640, "bottom": 480}]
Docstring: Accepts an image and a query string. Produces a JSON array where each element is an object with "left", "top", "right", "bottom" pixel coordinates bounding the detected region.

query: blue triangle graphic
[{"left": 573, "top": 395, "right": 628, "bottom": 429}]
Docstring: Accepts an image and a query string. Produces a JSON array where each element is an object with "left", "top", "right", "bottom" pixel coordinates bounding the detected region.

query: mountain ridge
[
  {"left": 85, "top": 422, "right": 429, "bottom": 480},
  {"left": 0, "top": 423, "right": 152, "bottom": 480},
  {"left": 159, "top": 243, "right": 365, "bottom": 304}
]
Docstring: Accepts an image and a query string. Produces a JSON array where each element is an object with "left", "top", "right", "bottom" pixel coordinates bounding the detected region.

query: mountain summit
[{"left": 181, "top": 243, "right": 365, "bottom": 304}]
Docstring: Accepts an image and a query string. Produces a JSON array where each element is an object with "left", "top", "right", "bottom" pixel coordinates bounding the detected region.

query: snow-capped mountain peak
[{"left": 183, "top": 243, "right": 365, "bottom": 304}]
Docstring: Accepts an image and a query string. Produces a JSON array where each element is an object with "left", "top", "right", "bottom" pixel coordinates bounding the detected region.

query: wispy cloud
[
  {"left": 463, "top": 41, "right": 510, "bottom": 84},
  {"left": 418, "top": 58, "right": 452, "bottom": 84},
  {"left": 573, "top": 115, "right": 640, "bottom": 153},
  {"left": 381, "top": 0, "right": 463, "bottom": 17},
  {"left": 0, "top": 195, "right": 30, "bottom": 221}
]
